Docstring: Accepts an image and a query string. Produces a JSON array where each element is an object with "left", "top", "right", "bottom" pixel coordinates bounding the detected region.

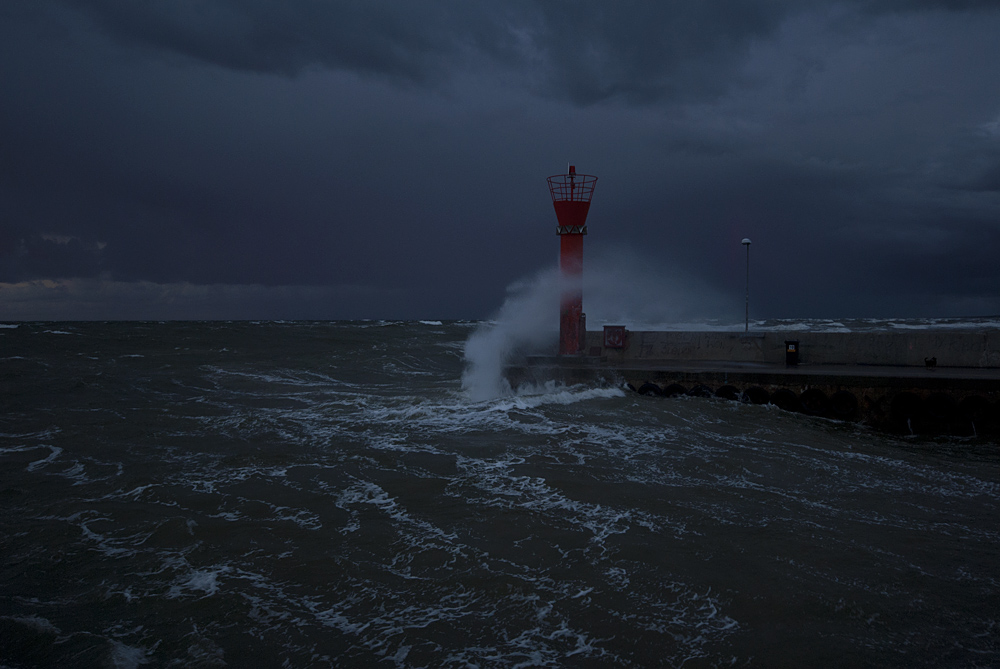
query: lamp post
[{"left": 742, "top": 238, "right": 752, "bottom": 332}]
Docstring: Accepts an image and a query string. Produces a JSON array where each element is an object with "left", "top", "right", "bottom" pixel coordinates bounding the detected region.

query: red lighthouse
[{"left": 547, "top": 166, "right": 598, "bottom": 355}]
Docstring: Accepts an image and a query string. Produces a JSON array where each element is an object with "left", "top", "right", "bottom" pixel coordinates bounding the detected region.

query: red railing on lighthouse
[{"left": 547, "top": 166, "right": 598, "bottom": 356}]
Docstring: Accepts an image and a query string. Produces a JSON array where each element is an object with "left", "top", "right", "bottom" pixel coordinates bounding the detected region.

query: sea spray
[
  {"left": 461, "top": 247, "right": 736, "bottom": 401},
  {"left": 461, "top": 269, "right": 561, "bottom": 401},
  {"left": 581, "top": 246, "right": 736, "bottom": 330}
]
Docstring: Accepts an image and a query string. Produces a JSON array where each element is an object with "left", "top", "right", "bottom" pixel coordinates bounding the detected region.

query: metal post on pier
[{"left": 742, "top": 238, "right": 752, "bottom": 332}]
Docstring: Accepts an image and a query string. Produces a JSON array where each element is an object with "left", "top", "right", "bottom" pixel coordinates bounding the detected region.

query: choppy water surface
[{"left": 1, "top": 320, "right": 999, "bottom": 667}]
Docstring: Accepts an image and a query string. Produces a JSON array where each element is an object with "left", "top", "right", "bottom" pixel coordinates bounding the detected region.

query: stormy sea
[{"left": 2, "top": 319, "right": 999, "bottom": 667}]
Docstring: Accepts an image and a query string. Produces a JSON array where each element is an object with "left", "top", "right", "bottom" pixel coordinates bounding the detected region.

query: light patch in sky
[
  {"left": 40, "top": 234, "right": 107, "bottom": 250},
  {"left": 0, "top": 279, "right": 410, "bottom": 321}
]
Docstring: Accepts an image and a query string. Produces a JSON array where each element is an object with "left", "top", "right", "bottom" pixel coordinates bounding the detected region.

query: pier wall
[
  {"left": 501, "top": 328, "right": 1000, "bottom": 435},
  {"left": 586, "top": 330, "right": 1000, "bottom": 368}
]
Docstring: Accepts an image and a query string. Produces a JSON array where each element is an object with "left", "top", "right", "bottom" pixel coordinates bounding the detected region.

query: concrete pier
[{"left": 503, "top": 329, "right": 1000, "bottom": 436}]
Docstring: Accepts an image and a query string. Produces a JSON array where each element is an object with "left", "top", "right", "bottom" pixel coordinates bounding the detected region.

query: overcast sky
[{"left": 2, "top": 1, "right": 999, "bottom": 321}]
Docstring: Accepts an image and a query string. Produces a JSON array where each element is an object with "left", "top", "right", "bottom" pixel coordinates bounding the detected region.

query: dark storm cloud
[
  {"left": 48, "top": 0, "right": 999, "bottom": 107},
  {"left": 52, "top": 0, "right": 488, "bottom": 80},
  {"left": 937, "top": 126, "right": 1000, "bottom": 193},
  {"left": 525, "top": 2, "right": 800, "bottom": 105},
  {"left": 2, "top": 1, "right": 999, "bottom": 320},
  {"left": 43, "top": 0, "right": 809, "bottom": 105}
]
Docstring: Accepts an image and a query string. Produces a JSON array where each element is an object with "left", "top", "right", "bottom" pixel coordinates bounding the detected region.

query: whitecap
[
  {"left": 26, "top": 445, "right": 63, "bottom": 471},
  {"left": 109, "top": 640, "right": 151, "bottom": 668},
  {"left": 0, "top": 615, "right": 60, "bottom": 634},
  {"left": 497, "top": 384, "right": 625, "bottom": 410},
  {"left": 167, "top": 566, "right": 230, "bottom": 598}
]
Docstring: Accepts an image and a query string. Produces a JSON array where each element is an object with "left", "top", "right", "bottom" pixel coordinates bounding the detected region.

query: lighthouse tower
[{"left": 547, "top": 166, "right": 598, "bottom": 355}]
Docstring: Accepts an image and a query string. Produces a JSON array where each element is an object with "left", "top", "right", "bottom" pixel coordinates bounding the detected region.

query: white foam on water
[
  {"left": 313, "top": 606, "right": 373, "bottom": 635},
  {"left": 0, "top": 323, "right": 18, "bottom": 328},
  {"left": 26, "top": 445, "right": 63, "bottom": 471},
  {"left": 180, "top": 631, "right": 226, "bottom": 666},
  {"left": 167, "top": 566, "right": 231, "bottom": 599},
  {"left": 900, "top": 317, "right": 1000, "bottom": 330},
  {"left": 611, "top": 320, "right": 738, "bottom": 332},
  {"left": 343, "top": 392, "right": 612, "bottom": 445},
  {"left": 205, "top": 365, "right": 341, "bottom": 390},
  {"left": 455, "top": 454, "right": 649, "bottom": 551},
  {"left": 335, "top": 479, "right": 459, "bottom": 546},
  {"left": 73, "top": 513, "right": 150, "bottom": 558},
  {"left": 62, "top": 461, "right": 88, "bottom": 484},
  {"left": 380, "top": 361, "right": 438, "bottom": 377},
  {"left": 1, "top": 615, "right": 60, "bottom": 634},
  {"left": 271, "top": 505, "right": 323, "bottom": 530},
  {"left": 499, "top": 384, "right": 625, "bottom": 410},
  {"left": 419, "top": 320, "right": 444, "bottom": 326},
  {"left": 109, "top": 640, "right": 151, "bottom": 668},
  {"left": 344, "top": 385, "right": 626, "bottom": 447},
  {"left": 0, "top": 441, "right": 53, "bottom": 455},
  {"left": 763, "top": 319, "right": 852, "bottom": 332}
]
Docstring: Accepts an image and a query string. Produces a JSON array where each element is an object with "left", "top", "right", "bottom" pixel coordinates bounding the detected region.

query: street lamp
[{"left": 741, "top": 238, "right": 752, "bottom": 333}]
